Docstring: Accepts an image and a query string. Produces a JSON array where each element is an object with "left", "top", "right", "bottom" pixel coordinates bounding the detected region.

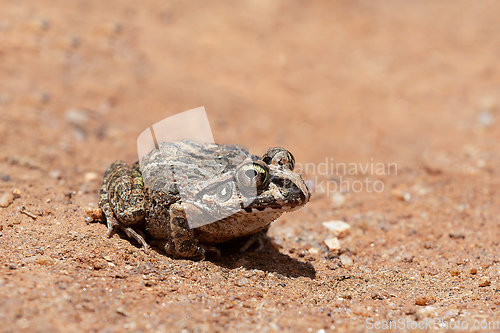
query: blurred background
[{"left": 2, "top": 0, "right": 498, "bottom": 175}]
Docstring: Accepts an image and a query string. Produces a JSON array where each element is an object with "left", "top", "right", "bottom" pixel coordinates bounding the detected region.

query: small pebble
[
  {"left": 478, "top": 279, "right": 491, "bottom": 287},
  {"left": 116, "top": 308, "right": 129, "bottom": 317},
  {"left": 49, "top": 170, "right": 61, "bottom": 179},
  {"left": 85, "top": 207, "right": 103, "bottom": 223},
  {"left": 0, "top": 192, "right": 14, "bottom": 208},
  {"left": 417, "top": 305, "right": 437, "bottom": 317},
  {"left": 324, "top": 237, "right": 340, "bottom": 253},
  {"left": 470, "top": 268, "right": 478, "bottom": 274},
  {"left": 449, "top": 232, "right": 465, "bottom": 239},
  {"left": 308, "top": 247, "right": 319, "bottom": 255},
  {"left": 37, "top": 255, "right": 55, "bottom": 266},
  {"left": 450, "top": 270, "right": 460, "bottom": 276},
  {"left": 330, "top": 192, "right": 345, "bottom": 208},
  {"left": 66, "top": 109, "right": 90, "bottom": 127},
  {"left": 322, "top": 220, "right": 351, "bottom": 238},
  {"left": 339, "top": 254, "right": 353, "bottom": 267},
  {"left": 392, "top": 189, "right": 411, "bottom": 202},
  {"left": 236, "top": 278, "right": 249, "bottom": 287},
  {"left": 415, "top": 295, "right": 436, "bottom": 306},
  {"left": 477, "top": 110, "right": 494, "bottom": 127},
  {"left": 84, "top": 172, "right": 98, "bottom": 182}
]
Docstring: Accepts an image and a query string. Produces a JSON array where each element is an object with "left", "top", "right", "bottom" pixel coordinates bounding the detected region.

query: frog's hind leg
[
  {"left": 164, "top": 202, "right": 205, "bottom": 260},
  {"left": 103, "top": 199, "right": 149, "bottom": 251},
  {"left": 100, "top": 160, "right": 149, "bottom": 252},
  {"left": 116, "top": 224, "right": 149, "bottom": 252},
  {"left": 99, "top": 173, "right": 120, "bottom": 237},
  {"left": 99, "top": 192, "right": 141, "bottom": 248}
]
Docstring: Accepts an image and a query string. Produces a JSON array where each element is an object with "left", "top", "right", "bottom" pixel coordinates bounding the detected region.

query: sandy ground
[{"left": 1, "top": 1, "right": 499, "bottom": 332}]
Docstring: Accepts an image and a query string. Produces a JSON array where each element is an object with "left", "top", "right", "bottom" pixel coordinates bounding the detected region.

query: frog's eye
[
  {"left": 262, "top": 147, "right": 295, "bottom": 171},
  {"left": 235, "top": 161, "right": 270, "bottom": 191},
  {"left": 216, "top": 182, "right": 233, "bottom": 202}
]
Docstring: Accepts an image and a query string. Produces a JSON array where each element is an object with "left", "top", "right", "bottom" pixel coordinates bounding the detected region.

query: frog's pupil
[{"left": 245, "top": 169, "right": 258, "bottom": 179}]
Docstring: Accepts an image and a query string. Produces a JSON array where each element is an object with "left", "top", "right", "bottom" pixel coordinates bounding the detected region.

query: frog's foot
[
  {"left": 239, "top": 227, "right": 270, "bottom": 253},
  {"left": 105, "top": 219, "right": 119, "bottom": 237},
  {"left": 103, "top": 212, "right": 149, "bottom": 252},
  {"left": 117, "top": 224, "right": 149, "bottom": 252}
]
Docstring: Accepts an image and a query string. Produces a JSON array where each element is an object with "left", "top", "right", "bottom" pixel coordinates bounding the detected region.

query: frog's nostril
[{"left": 270, "top": 176, "right": 293, "bottom": 188}]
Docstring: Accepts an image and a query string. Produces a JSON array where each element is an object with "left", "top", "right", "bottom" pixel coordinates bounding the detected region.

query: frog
[{"left": 98, "top": 140, "right": 310, "bottom": 260}]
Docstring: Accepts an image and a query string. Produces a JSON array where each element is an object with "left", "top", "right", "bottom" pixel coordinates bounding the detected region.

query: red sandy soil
[{"left": 1, "top": 1, "right": 499, "bottom": 332}]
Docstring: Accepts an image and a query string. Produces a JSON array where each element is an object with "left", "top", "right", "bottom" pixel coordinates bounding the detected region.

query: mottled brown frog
[{"left": 98, "top": 140, "right": 310, "bottom": 260}]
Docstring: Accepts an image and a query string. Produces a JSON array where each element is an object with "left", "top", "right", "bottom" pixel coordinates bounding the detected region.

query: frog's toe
[
  {"left": 106, "top": 223, "right": 118, "bottom": 237},
  {"left": 120, "top": 225, "right": 149, "bottom": 252}
]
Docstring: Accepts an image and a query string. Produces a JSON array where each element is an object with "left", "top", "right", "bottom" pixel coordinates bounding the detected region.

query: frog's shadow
[
  {"left": 116, "top": 231, "right": 316, "bottom": 279},
  {"left": 207, "top": 240, "right": 316, "bottom": 279}
]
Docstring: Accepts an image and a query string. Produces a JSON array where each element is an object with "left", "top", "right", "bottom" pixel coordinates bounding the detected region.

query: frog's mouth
[{"left": 240, "top": 171, "right": 311, "bottom": 213}]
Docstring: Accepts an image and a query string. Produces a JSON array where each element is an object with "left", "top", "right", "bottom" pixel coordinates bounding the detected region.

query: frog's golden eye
[{"left": 235, "top": 161, "right": 270, "bottom": 191}]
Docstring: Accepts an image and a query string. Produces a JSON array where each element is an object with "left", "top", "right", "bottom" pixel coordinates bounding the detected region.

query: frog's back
[{"left": 140, "top": 140, "right": 251, "bottom": 192}]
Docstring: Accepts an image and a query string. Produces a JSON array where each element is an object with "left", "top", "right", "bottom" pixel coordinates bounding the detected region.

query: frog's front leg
[{"left": 99, "top": 161, "right": 149, "bottom": 251}]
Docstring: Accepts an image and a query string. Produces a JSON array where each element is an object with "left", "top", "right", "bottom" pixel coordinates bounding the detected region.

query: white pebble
[
  {"left": 324, "top": 237, "right": 340, "bottom": 253},
  {"left": 322, "top": 220, "right": 351, "bottom": 238},
  {"left": 417, "top": 306, "right": 438, "bottom": 318},
  {"left": 478, "top": 110, "right": 494, "bottom": 127},
  {"left": 308, "top": 247, "right": 319, "bottom": 255},
  {"left": 330, "top": 192, "right": 345, "bottom": 208},
  {"left": 65, "top": 109, "right": 90, "bottom": 127},
  {"left": 84, "top": 172, "right": 99, "bottom": 181},
  {"left": 236, "top": 278, "right": 249, "bottom": 286},
  {"left": 339, "top": 254, "right": 353, "bottom": 267},
  {"left": 49, "top": 170, "right": 61, "bottom": 179},
  {"left": 0, "top": 192, "right": 14, "bottom": 208},
  {"left": 392, "top": 189, "right": 411, "bottom": 202}
]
